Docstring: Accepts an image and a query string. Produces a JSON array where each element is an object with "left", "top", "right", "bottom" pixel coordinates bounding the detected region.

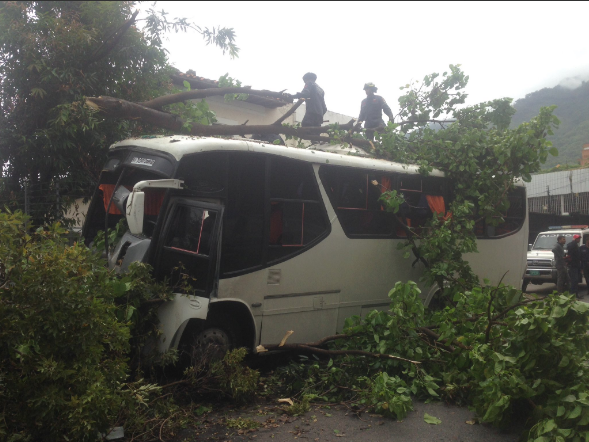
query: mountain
[{"left": 510, "top": 80, "right": 589, "bottom": 168}]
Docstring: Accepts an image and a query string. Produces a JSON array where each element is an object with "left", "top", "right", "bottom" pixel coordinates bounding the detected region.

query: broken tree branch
[
  {"left": 273, "top": 99, "right": 305, "bottom": 125},
  {"left": 140, "top": 87, "right": 292, "bottom": 109},
  {"left": 261, "top": 343, "right": 420, "bottom": 364}
]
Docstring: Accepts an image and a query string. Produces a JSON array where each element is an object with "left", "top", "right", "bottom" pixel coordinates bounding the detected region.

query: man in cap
[
  {"left": 356, "top": 83, "right": 394, "bottom": 139},
  {"left": 567, "top": 234, "right": 583, "bottom": 298},
  {"left": 287, "top": 72, "right": 327, "bottom": 127}
]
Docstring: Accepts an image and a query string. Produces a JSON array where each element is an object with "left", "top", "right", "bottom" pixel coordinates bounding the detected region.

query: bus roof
[{"left": 111, "top": 135, "right": 446, "bottom": 177}]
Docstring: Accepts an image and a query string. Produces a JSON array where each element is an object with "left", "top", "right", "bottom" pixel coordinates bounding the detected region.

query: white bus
[{"left": 82, "top": 136, "right": 528, "bottom": 354}]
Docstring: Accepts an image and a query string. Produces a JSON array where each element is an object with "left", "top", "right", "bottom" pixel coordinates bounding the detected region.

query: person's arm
[
  {"left": 293, "top": 84, "right": 311, "bottom": 100},
  {"left": 357, "top": 100, "right": 366, "bottom": 123},
  {"left": 382, "top": 97, "right": 394, "bottom": 121}
]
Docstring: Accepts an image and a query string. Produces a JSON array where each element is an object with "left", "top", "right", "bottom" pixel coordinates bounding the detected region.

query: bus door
[{"left": 155, "top": 199, "right": 223, "bottom": 350}]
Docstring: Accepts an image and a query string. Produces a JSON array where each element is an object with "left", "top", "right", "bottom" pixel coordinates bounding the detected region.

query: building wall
[{"left": 582, "top": 143, "right": 589, "bottom": 167}]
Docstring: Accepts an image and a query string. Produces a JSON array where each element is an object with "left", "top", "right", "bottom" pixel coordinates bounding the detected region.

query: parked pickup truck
[{"left": 523, "top": 225, "right": 589, "bottom": 291}]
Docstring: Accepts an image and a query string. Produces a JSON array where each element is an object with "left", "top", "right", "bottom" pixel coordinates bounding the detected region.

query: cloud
[{"left": 558, "top": 73, "right": 589, "bottom": 89}]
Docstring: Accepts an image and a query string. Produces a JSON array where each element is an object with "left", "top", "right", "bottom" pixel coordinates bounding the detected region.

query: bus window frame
[
  {"left": 319, "top": 165, "right": 450, "bottom": 240},
  {"left": 219, "top": 155, "right": 332, "bottom": 278}
]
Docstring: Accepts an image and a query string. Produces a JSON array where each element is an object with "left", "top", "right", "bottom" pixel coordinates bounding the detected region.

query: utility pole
[{"left": 569, "top": 171, "right": 577, "bottom": 214}]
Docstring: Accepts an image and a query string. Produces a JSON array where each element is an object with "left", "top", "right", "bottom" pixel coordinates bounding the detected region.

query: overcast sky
[{"left": 152, "top": 1, "right": 589, "bottom": 118}]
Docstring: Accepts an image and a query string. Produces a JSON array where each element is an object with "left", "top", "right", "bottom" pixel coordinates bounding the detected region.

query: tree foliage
[
  {"left": 267, "top": 282, "right": 589, "bottom": 440},
  {"left": 0, "top": 1, "right": 237, "bottom": 224},
  {"left": 366, "top": 65, "right": 559, "bottom": 292},
  {"left": 0, "top": 211, "right": 131, "bottom": 440}
]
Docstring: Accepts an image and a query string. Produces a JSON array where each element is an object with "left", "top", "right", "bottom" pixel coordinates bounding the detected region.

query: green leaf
[
  {"left": 424, "top": 413, "right": 441, "bottom": 424},
  {"left": 549, "top": 147, "right": 559, "bottom": 156},
  {"left": 568, "top": 405, "right": 582, "bottom": 419}
]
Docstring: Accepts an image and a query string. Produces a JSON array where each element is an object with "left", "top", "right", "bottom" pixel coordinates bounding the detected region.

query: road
[
  {"left": 184, "top": 400, "right": 522, "bottom": 441},
  {"left": 525, "top": 281, "right": 589, "bottom": 301}
]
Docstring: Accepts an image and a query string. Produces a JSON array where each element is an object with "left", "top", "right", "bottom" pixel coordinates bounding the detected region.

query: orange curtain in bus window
[
  {"left": 426, "top": 195, "right": 452, "bottom": 221},
  {"left": 99, "top": 184, "right": 122, "bottom": 215}
]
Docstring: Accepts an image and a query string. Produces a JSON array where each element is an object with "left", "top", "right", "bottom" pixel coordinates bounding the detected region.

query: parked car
[{"left": 523, "top": 225, "right": 589, "bottom": 291}]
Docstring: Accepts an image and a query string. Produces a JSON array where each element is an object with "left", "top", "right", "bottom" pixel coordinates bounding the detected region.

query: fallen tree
[{"left": 85, "top": 91, "right": 370, "bottom": 149}]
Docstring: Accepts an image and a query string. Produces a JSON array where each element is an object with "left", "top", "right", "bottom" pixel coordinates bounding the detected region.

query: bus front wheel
[{"left": 195, "top": 325, "right": 233, "bottom": 360}]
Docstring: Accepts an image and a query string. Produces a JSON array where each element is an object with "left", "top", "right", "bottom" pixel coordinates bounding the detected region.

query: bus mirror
[
  {"left": 112, "top": 185, "right": 131, "bottom": 214},
  {"left": 126, "top": 191, "right": 145, "bottom": 235},
  {"left": 124, "top": 179, "right": 184, "bottom": 236}
]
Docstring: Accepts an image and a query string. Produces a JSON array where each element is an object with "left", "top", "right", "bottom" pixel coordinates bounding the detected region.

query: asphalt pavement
[
  {"left": 525, "top": 281, "right": 589, "bottom": 302},
  {"left": 184, "top": 400, "right": 521, "bottom": 442}
]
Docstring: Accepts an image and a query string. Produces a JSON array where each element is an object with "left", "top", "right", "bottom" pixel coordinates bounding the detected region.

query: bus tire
[
  {"left": 194, "top": 324, "right": 234, "bottom": 361},
  {"left": 522, "top": 280, "right": 529, "bottom": 292}
]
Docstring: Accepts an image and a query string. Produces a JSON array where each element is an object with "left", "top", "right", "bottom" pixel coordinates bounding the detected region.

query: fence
[{"left": 0, "top": 178, "right": 93, "bottom": 228}]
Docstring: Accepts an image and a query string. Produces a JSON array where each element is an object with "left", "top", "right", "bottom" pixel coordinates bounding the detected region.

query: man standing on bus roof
[
  {"left": 356, "top": 82, "right": 394, "bottom": 139},
  {"left": 567, "top": 234, "right": 583, "bottom": 298},
  {"left": 286, "top": 72, "right": 327, "bottom": 127},
  {"left": 552, "top": 235, "right": 570, "bottom": 294}
]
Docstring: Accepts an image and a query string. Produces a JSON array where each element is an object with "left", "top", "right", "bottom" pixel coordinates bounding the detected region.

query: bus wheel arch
[{"left": 178, "top": 299, "right": 257, "bottom": 356}]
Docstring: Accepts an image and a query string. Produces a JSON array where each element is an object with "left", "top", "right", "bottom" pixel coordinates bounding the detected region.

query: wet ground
[
  {"left": 525, "top": 281, "right": 589, "bottom": 302},
  {"left": 180, "top": 399, "right": 522, "bottom": 441}
]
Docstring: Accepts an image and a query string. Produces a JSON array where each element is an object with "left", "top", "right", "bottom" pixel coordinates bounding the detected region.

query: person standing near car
[
  {"left": 553, "top": 235, "right": 570, "bottom": 294},
  {"left": 567, "top": 234, "right": 583, "bottom": 298}
]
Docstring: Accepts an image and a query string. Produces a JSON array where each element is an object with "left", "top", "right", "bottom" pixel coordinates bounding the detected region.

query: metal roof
[{"left": 525, "top": 169, "right": 589, "bottom": 198}]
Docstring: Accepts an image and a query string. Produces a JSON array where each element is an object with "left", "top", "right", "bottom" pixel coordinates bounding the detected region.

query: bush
[{"left": 0, "top": 211, "right": 131, "bottom": 440}]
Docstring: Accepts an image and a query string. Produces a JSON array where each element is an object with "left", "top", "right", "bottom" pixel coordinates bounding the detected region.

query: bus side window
[
  {"left": 221, "top": 154, "right": 266, "bottom": 275},
  {"left": 267, "top": 157, "right": 329, "bottom": 263},
  {"left": 319, "top": 166, "right": 396, "bottom": 237}
]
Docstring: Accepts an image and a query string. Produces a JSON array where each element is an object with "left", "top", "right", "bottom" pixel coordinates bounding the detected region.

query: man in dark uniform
[
  {"left": 356, "top": 82, "right": 394, "bottom": 139},
  {"left": 552, "top": 235, "right": 570, "bottom": 293},
  {"left": 287, "top": 72, "right": 327, "bottom": 127},
  {"left": 567, "top": 234, "right": 583, "bottom": 298}
]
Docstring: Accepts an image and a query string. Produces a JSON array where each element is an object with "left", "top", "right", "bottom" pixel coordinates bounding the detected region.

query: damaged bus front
[{"left": 83, "top": 144, "right": 232, "bottom": 356}]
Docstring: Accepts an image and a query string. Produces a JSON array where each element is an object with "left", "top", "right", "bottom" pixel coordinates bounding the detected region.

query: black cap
[{"left": 303, "top": 72, "right": 317, "bottom": 82}]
